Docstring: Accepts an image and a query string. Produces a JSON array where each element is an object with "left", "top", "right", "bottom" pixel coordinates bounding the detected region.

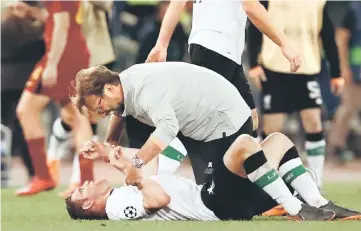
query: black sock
[
  {"left": 91, "top": 123, "right": 97, "bottom": 135},
  {"left": 251, "top": 130, "right": 258, "bottom": 139},
  {"left": 18, "top": 125, "right": 35, "bottom": 177},
  {"left": 243, "top": 150, "right": 268, "bottom": 174},
  {"left": 305, "top": 132, "right": 323, "bottom": 142},
  {"left": 261, "top": 131, "right": 268, "bottom": 141},
  {"left": 60, "top": 120, "right": 72, "bottom": 132},
  {"left": 279, "top": 146, "right": 300, "bottom": 195},
  {"left": 279, "top": 146, "right": 300, "bottom": 167}
]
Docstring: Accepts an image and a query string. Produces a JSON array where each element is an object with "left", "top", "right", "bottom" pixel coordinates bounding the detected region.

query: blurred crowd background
[{"left": 1, "top": 0, "right": 360, "bottom": 186}]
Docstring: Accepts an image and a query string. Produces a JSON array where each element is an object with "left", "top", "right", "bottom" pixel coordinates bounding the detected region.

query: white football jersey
[
  {"left": 105, "top": 175, "right": 219, "bottom": 221},
  {"left": 189, "top": 0, "right": 248, "bottom": 65}
]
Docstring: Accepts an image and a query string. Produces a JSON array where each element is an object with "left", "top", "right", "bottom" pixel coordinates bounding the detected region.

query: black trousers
[{"left": 125, "top": 116, "right": 253, "bottom": 184}]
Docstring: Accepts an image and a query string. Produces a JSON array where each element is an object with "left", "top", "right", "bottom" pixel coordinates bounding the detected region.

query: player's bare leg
[
  {"left": 261, "top": 113, "right": 288, "bottom": 215},
  {"left": 58, "top": 110, "right": 99, "bottom": 197},
  {"left": 15, "top": 91, "right": 55, "bottom": 196},
  {"left": 261, "top": 118, "right": 323, "bottom": 217},
  {"left": 251, "top": 109, "right": 259, "bottom": 139},
  {"left": 62, "top": 103, "right": 94, "bottom": 190},
  {"left": 329, "top": 84, "right": 361, "bottom": 162},
  {"left": 300, "top": 108, "right": 324, "bottom": 187},
  {"left": 262, "top": 113, "right": 286, "bottom": 138},
  {"left": 260, "top": 133, "right": 360, "bottom": 220},
  {"left": 222, "top": 133, "right": 336, "bottom": 221},
  {"left": 47, "top": 117, "right": 74, "bottom": 186},
  {"left": 224, "top": 135, "right": 305, "bottom": 217}
]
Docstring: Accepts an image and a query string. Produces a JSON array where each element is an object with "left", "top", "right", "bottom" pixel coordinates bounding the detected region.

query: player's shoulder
[
  {"left": 106, "top": 186, "right": 140, "bottom": 205},
  {"left": 105, "top": 186, "right": 148, "bottom": 221}
]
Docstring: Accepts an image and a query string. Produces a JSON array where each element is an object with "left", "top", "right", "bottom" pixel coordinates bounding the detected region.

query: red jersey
[
  {"left": 24, "top": 1, "right": 89, "bottom": 105},
  {"left": 43, "top": 1, "right": 88, "bottom": 56}
]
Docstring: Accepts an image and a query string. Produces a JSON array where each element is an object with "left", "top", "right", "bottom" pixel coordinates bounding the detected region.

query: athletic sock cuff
[
  {"left": 91, "top": 123, "right": 98, "bottom": 134},
  {"left": 261, "top": 131, "right": 268, "bottom": 141},
  {"left": 161, "top": 138, "right": 187, "bottom": 162},
  {"left": 279, "top": 146, "right": 299, "bottom": 167},
  {"left": 305, "top": 132, "right": 324, "bottom": 142},
  {"left": 60, "top": 119, "right": 72, "bottom": 132},
  {"left": 243, "top": 150, "right": 267, "bottom": 174},
  {"left": 252, "top": 130, "right": 258, "bottom": 139},
  {"left": 53, "top": 118, "right": 71, "bottom": 140}
]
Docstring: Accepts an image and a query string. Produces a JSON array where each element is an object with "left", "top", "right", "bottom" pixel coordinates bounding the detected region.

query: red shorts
[{"left": 25, "top": 52, "right": 89, "bottom": 106}]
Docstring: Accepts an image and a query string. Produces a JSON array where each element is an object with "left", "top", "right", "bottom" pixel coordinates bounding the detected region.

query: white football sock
[
  {"left": 157, "top": 138, "right": 187, "bottom": 175},
  {"left": 279, "top": 157, "right": 328, "bottom": 208},
  {"left": 305, "top": 140, "right": 326, "bottom": 187},
  {"left": 247, "top": 161, "right": 302, "bottom": 215}
]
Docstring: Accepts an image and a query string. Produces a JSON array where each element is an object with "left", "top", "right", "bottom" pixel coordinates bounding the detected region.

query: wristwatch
[{"left": 132, "top": 156, "right": 144, "bottom": 168}]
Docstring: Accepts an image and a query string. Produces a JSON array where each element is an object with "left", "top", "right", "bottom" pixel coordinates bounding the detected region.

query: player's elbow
[
  {"left": 234, "top": 134, "right": 262, "bottom": 159},
  {"left": 242, "top": 1, "right": 256, "bottom": 15},
  {"left": 160, "top": 193, "right": 171, "bottom": 207},
  {"left": 144, "top": 193, "right": 171, "bottom": 210}
]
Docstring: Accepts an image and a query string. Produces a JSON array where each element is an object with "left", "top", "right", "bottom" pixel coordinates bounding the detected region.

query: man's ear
[
  {"left": 82, "top": 200, "right": 94, "bottom": 211},
  {"left": 104, "top": 83, "right": 113, "bottom": 93}
]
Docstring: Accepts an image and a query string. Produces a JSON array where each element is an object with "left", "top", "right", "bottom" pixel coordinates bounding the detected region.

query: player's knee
[
  {"left": 60, "top": 103, "right": 82, "bottom": 129},
  {"left": 267, "top": 132, "right": 294, "bottom": 150},
  {"left": 234, "top": 134, "right": 261, "bottom": 158},
  {"left": 251, "top": 109, "right": 259, "bottom": 130},
  {"left": 16, "top": 104, "right": 28, "bottom": 122},
  {"left": 263, "top": 125, "right": 281, "bottom": 136},
  {"left": 60, "top": 110, "right": 77, "bottom": 129}
]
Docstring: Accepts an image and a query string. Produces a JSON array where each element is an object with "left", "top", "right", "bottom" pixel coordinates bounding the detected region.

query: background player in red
[{"left": 15, "top": 1, "right": 94, "bottom": 196}]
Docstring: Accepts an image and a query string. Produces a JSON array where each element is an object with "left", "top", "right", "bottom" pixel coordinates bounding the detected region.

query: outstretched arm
[
  {"left": 146, "top": 0, "right": 187, "bottom": 62},
  {"left": 104, "top": 112, "right": 124, "bottom": 145},
  {"left": 242, "top": 0, "right": 301, "bottom": 72},
  {"left": 242, "top": 0, "right": 286, "bottom": 49}
]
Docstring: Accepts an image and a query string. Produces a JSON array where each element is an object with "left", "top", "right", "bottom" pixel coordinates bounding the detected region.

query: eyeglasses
[{"left": 95, "top": 97, "right": 105, "bottom": 115}]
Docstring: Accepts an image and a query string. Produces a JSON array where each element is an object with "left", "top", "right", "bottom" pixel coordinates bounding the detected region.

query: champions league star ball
[{"left": 124, "top": 206, "right": 138, "bottom": 219}]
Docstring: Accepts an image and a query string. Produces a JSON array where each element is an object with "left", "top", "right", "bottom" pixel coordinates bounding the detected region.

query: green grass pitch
[{"left": 2, "top": 182, "right": 361, "bottom": 231}]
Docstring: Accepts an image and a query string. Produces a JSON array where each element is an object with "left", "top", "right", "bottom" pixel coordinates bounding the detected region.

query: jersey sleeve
[{"left": 105, "top": 186, "right": 148, "bottom": 220}]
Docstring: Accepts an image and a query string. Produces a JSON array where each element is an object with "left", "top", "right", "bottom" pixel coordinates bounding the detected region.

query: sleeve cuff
[
  {"left": 149, "top": 130, "right": 173, "bottom": 150},
  {"left": 249, "top": 59, "right": 259, "bottom": 69},
  {"left": 330, "top": 67, "right": 341, "bottom": 78}
]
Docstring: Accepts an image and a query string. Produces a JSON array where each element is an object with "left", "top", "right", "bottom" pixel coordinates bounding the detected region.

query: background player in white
[
  {"left": 147, "top": 0, "right": 302, "bottom": 131},
  {"left": 65, "top": 133, "right": 360, "bottom": 221},
  {"left": 247, "top": 0, "right": 343, "bottom": 191},
  {"left": 145, "top": 0, "right": 302, "bottom": 181}
]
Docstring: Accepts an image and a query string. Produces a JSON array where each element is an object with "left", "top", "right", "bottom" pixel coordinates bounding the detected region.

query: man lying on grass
[{"left": 65, "top": 133, "right": 361, "bottom": 221}]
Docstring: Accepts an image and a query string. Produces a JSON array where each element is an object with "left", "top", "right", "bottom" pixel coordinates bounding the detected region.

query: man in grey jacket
[{"left": 72, "top": 62, "right": 252, "bottom": 184}]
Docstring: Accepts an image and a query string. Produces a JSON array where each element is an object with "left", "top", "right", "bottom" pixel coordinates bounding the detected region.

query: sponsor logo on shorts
[{"left": 207, "top": 181, "right": 215, "bottom": 195}]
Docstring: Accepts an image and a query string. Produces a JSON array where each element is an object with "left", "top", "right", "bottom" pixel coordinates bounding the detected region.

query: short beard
[{"left": 113, "top": 103, "right": 124, "bottom": 115}]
